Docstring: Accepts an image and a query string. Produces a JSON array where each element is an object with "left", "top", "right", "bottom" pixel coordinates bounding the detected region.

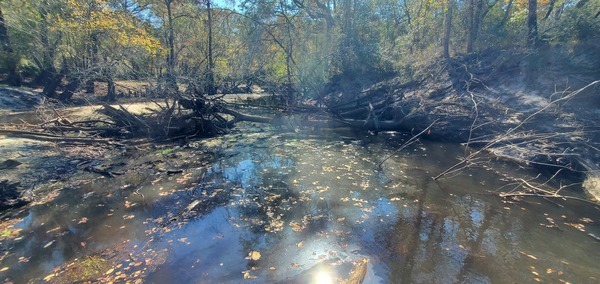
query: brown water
[{"left": 0, "top": 123, "right": 598, "bottom": 283}]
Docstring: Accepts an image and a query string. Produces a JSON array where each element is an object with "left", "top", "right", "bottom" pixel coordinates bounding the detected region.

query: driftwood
[{"left": 0, "top": 129, "right": 118, "bottom": 145}]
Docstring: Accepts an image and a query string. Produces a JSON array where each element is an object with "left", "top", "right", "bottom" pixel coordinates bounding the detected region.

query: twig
[
  {"left": 499, "top": 192, "right": 598, "bottom": 206},
  {"left": 434, "top": 80, "right": 600, "bottom": 180},
  {"left": 378, "top": 119, "right": 438, "bottom": 168}
]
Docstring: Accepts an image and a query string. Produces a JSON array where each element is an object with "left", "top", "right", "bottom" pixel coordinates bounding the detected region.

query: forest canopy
[{"left": 0, "top": 0, "right": 598, "bottom": 99}]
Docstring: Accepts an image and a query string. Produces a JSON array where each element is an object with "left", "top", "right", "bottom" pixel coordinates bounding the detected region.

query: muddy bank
[
  {"left": 324, "top": 48, "right": 600, "bottom": 201},
  {"left": 0, "top": 98, "right": 200, "bottom": 210}
]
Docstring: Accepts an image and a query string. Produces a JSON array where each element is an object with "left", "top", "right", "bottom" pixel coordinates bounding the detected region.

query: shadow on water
[{"left": 0, "top": 123, "right": 599, "bottom": 283}]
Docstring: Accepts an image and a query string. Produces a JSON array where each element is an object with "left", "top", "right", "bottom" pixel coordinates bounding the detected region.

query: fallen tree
[{"left": 319, "top": 50, "right": 600, "bottom": 203}]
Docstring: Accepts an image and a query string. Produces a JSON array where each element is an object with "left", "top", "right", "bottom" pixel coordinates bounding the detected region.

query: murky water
[{"left": 1, "top": 123, "right": 599, "bottom": 283}]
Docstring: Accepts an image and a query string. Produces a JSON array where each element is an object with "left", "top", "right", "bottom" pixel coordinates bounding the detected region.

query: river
[{"left": 0, "top": 119, "right": 598, "bottom": 283}]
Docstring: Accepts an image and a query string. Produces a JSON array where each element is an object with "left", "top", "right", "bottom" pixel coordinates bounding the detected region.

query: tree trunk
[
  {"left": 42, "top": 60, "right": 68, "bottom": 98},
  {"left": 341, "top": 0, "right": 353, "bottom": 75},
  {"left": 85, "top": 33, "right": 99, "bottom": 94},
  {"left": 34, "top": 12, "right": 60, "bottom": 86},
  {"left": 106, "top": 77, "right": 116, "bottom": 102},
  {"left": 0, "top": 4, "right": 21, "bottom": 86},
  {"left": 284, "top": 13, "right": 295, "bottom": 105},
  {"left": 165, "top": 0, "right": 177, "bottom": 91},
  {"left": 527, "top": 0, "right": 538, "bottom": 48},
  {"left": 498, "top": 0, "right": 514, "bottom": 29},
  {"left": 443, "top": 0, "right": 452, "bottom": 59},
  {"left": 206, "top": 0, "right": 216, "bottom": 96},
  {"left": 544, "top": 0, "right": 557, "bottom": 20},
  {"left": 0, "top": 3, "right": 11, "bottom": 53},
  {"left": 473, "top": 0, "right": 483, "bottom": 50},
  {"left": 59, "top": 77, "right": 81, "bottom": 101},
  {"left": 466, "top": 0, "right": 475, "bottom": 53}
]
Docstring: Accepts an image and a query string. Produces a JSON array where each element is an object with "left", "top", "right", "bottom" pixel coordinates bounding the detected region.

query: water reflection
[{"left": 0, "top": 127, "right": 598, "bottom": 283}]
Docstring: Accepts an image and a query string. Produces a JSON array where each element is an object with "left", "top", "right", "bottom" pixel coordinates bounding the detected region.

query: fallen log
[{"left": 0, "top": 129, "right": 119, "bottom": 145}]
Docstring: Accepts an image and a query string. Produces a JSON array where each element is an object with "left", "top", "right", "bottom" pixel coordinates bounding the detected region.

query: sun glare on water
[{"left": 314, "top": 270, "right": 333, "bottom": 284}]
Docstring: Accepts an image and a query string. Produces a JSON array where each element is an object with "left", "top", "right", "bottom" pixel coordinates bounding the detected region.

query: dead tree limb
[
  {"left": 0, "top": 129, "right": 118, "bottom": 144},
  {"left": 434, "top": 80, "right": 600, "bottom": 180}
]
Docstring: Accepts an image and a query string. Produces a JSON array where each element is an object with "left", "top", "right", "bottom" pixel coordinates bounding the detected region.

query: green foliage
[{"left": 0, "top": 0, "right": 597, "bottom": 96}]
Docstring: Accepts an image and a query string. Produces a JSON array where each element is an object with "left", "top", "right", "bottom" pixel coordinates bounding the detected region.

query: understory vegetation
[{"left": 0, "top": 0, "right": 597, "bottom": 99}]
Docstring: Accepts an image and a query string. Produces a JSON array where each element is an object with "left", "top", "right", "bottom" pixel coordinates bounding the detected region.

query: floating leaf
[
  {"left": 46, "top": 227, "right": 61, "bottom": 234},
  {"left": 564, "top": 222, "right": 586, "bottom": 232},
  {"left": 247, "top": 251, "right": 261, "bottom": 261},
  {"left": 243, "top": 271, "right": 257, "bottom": 279},
  {"left": 43, "top": 240, "right": 55, "bottom": 248},
  {"left": 0, "top": 267, "right": 8, "bottom": 272},
  {"left": 519, "top": 251, "right": 538, "bottom": 260},
  {"left": 78, "top": 217, "right": 88, "bottom": 224},
  {"left": 290, "top": 221, "right": 304, "bottom": 232},
  {"left": 296, "top": 241, "right": 303, "bottom": 248}
]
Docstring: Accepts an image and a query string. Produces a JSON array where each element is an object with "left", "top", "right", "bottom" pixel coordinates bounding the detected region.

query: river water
[{"left": 0, "top": 121, "right": 598, "bottom": 283}]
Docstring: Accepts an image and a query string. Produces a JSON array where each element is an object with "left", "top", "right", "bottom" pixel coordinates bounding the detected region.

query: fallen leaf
[
  {"left": 105, "top": 268, "right": 114, "bottom": 275},
  {"left": 519, "top": 251, "right": 538, "bottom": 260},
  {"left": 43, "top": 240, "right": 55, "bottom": 248},
  {"left": 0, "top": 267, "right": 8, "bottom": 272},
  {"left": 78, "top": 217, "right": 88, "bottom": 224},
  {"left": 243, "top": 271, "right": 257, "bottom": 279},
  {"left": 46, "top": 227, "right": 61, "bottom": 234},
  {"left": 247, "top": 251, "right": 261, "bottom": 261},
  {"left": 297, "top": 241, "right": 303, "bottom": 248}
]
